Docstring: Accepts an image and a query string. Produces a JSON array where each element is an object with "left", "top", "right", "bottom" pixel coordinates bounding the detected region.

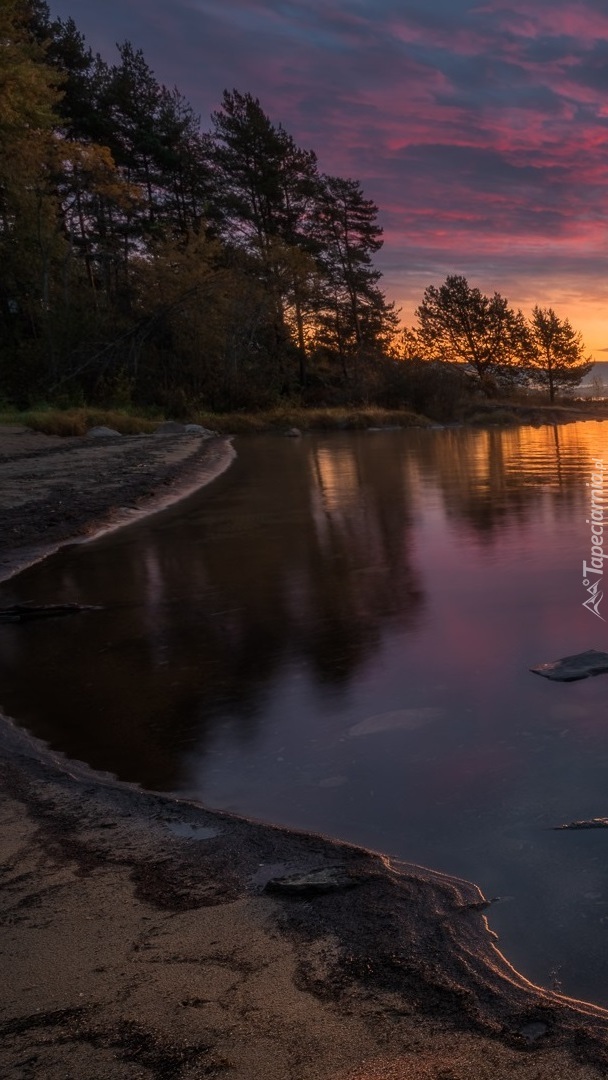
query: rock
[
  {"left": 554, "top": 818, "right": 608, "bottom": 830},
  {"left": 183, "top": 423, "right": 216, "bottom": 436},
  {"left": 86, "top": 426, "right": 121, "bottom": 438},
  {"left": 0, "top": 602, "right": 101, "bottom": 623},
  {"left": 456, "top": 897, "right": 498, "bottom": 912},
  {"left": 349, "top": 708, "right": 444, "bottom": 737},
  {"left": 154, "top": 421, "right": 187, "bottom": 434},
  {"left": 530, "top": 649, "right": 608, "bottom": 682},
  {"left": 284, "top": 427, "right": 302, "bottom": 438},
  {"left": 165, "top": 822, "right": 220, "bottom": 840},
  {"left": 264, "top": 866, "right": 358, "bottom": 896},
  {"left": 519, "top": 1022, "right": 548, "bottom": 1043}
]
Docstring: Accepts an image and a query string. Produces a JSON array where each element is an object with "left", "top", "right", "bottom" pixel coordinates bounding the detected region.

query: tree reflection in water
[
  {"left": 0, "top": 422, "right": 600, "bottom": 793},
  {"left": 0, "top": 433, "right": 427, "bottom": 787}
]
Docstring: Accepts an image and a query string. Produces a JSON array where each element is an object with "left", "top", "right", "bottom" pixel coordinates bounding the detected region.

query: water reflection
[
  {"left": 1, "top": 422, "right": 608, "bottom": 1002},
  {"left": 0, "top": 423, "right": 602, "bottom": 787},
  {"left": 0, "top": 434, "right": 427, "bottom": 787},
  {"left": 410, "top": 423, "right": 593, "bottom": 536}
]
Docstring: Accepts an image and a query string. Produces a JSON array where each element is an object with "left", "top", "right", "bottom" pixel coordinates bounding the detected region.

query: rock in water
[
  {"left": 0, "top": 602, "right": 101, "bottom": 623},
  {"left": 530, "top": 649, "right": 608, "bottom": 682},
  {"left": 554, "top": 818, "right": 608, "bottom": 831},
  {"left": 349, "top": 708, "right": 444, "bottom": 737}
]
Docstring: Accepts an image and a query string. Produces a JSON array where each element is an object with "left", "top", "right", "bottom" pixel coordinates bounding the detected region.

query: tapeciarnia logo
[{"left": 582, "top": 460, "right": 606, "bottom": 621}]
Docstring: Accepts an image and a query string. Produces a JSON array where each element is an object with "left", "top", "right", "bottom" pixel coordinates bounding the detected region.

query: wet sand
[{"left": 1, "top": 424, "right": 608, "bottom": 1079}]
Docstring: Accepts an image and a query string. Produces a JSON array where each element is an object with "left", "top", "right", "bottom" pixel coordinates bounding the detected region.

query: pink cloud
[{"left": 479, "top": 1, "right": 608, "bottom": 44}]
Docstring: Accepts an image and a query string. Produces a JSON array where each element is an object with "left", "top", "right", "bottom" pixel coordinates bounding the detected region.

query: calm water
[{"left": 2, "top": 423, "right": 608, "bottom": 1004}]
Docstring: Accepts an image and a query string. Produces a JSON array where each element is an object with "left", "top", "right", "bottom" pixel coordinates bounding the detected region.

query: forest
[{"left": 0, "top": 0, "right": 593, "bottom": 417}]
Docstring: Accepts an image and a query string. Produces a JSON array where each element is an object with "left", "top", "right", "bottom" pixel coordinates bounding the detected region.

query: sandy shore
[
  {"left": 2, "top": 425, "right": 608, "bottom": 1079},
  {"left": 0, "top": 424, "right": 235, "bottom": 582}
]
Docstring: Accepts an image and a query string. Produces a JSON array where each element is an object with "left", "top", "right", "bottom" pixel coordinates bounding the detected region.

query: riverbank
[
  {"left": 4, "top": 399, "right": 608, "bottom": 441},
  {"left": 2, "top": 425, "right": 608, "bottom": 1079}
]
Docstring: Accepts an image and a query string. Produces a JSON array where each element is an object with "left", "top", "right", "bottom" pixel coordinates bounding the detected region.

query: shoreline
[
  {"left": 4, "top": 710, "right": 608, "bottom": 1080},
  {"left": 0, "top": 427, "right": 235, "bottom": 584},
  {"left": 2, "top": 425, "right": 608, "bottom": 1078}
]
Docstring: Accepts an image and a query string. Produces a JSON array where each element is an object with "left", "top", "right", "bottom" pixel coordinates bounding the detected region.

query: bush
[{"left": 372, "top": 358, "right": 475, "bottom": 420}]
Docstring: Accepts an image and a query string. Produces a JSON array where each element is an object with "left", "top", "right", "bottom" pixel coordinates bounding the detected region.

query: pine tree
[
  {"left": 210, "top": 90, "right": 322, "bottom": 381},
  {"left": 313, "top": 175, "right": 397, "bottom": 372},
  {"left": 415, "top": 275, "right": 527, "bottom": 389},
  {"left": 527, "top": 307, "right": 592, "bottom": 402}
]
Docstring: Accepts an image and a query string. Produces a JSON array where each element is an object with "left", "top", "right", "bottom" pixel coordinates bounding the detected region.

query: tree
[
  {"left": 527, "top": 306, "right": 592, "bottom": 402},
  {"left": 210, "top": 90, "right": 321, "bottom": 382},
  {"left": 398, "top": 327, "right": 425, "bottom": 361},
  {"left": 312, "top": 175, "right": 398, "bottom": 372},
  {"left": 0, "top": 0, "right": 68, "bottom": 398},
  {"left": 415, "top": 275, "right": 527, "bottom": 389},
  {"left": 131, "top": 233, "right": 280, "bottom": 411},
  {"left": 211, "top": 90, "right": 318, "bottom": 252}
]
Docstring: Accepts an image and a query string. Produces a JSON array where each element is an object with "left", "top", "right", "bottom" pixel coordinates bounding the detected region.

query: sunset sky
[{"left": 51, "top": 0, "right": 608, "bottom": 359}]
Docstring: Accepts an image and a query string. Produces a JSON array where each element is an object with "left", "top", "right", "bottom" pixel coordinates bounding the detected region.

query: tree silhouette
[
  {"left": 415, "top": 275, "right": 527, "bottom": 390},
  {"left": 527, "top": 306, "right": 591, "bottom": 402}
]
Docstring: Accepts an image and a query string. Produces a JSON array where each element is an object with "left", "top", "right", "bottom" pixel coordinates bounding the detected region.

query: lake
[{"left": 1, "top": 422, "right": 608, "bottom": 1005}]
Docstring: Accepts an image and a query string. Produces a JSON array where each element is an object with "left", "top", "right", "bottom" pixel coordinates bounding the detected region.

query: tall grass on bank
[
  {"left": 0, "top": 407, "right": 165, "bottom": 437},
  {"left": 0, "top": 405, "right": 428, "bottom": 437},
  {"left": 2, "top": 400, "right": 605, "bottom": 439},
  {"left": 193, "top": 406, "right": 427, "bottom": 433}
]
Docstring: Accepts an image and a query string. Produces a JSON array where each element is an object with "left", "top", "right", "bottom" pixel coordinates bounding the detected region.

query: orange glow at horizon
[{"left": 396, "top": 288, "right": 607, "bottom": 363}]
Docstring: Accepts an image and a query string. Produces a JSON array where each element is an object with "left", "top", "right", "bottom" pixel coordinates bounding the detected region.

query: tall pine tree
[{"left": 313, "top": 175, "right": 397, "bottom": 373}]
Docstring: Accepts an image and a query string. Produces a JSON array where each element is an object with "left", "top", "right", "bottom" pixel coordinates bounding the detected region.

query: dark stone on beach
[
  {"left": 86, "top": 426, "right": 121, "bottom": 438},
  {"left": 530, "top": 649, "right": 608, "bottom": 682},
  {"left": 519, "top": 1021, "right": 548, "bottom": 1042},
  {"left": 554, "top": 818, "right": 608, "bottom": 831},
  {"left": 264, "top": 866, "right": 358, "bottom": 896},
  {"left": 184, "top": 423, "right": 216, "bottom": 436}
]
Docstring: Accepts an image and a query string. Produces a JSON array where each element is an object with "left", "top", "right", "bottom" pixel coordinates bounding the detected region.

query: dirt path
[{"left": 1, "top": 424, "right": 608, "bottom": 1079}]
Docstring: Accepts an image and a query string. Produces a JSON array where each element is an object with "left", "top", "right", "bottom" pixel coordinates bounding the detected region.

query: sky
[{"left": 50, "top": 0, "right": 608, "bottom": 358}]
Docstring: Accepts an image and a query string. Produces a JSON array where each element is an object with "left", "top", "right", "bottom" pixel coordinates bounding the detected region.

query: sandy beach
[{"left": 2, "top": 424, "right": 608, "bottom": 1079}]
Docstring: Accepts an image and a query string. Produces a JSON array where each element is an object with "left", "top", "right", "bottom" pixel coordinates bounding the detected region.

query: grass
[
  {"left": 0, "top": 404, "right": 428, "bottom": 437},
  {"left": 191, "top": 405, "right": 428, "bottom": 433},
  {"left": 0, "top": 407, "right": 164, "bottom": 437},
  {"left": 1, "top": 399, "right": 606, "bottom": 438}
]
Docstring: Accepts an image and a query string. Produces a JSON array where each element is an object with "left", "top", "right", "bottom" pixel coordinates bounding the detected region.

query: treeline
[
  {"left": 405, "top": 275, "right": 592, "bottom": 404},
  {"left": 1, "top": 0, "right": 399, "bottom": 411},
  {"left": 0, "top": 1, "right": 592, "bottom": 415}
]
